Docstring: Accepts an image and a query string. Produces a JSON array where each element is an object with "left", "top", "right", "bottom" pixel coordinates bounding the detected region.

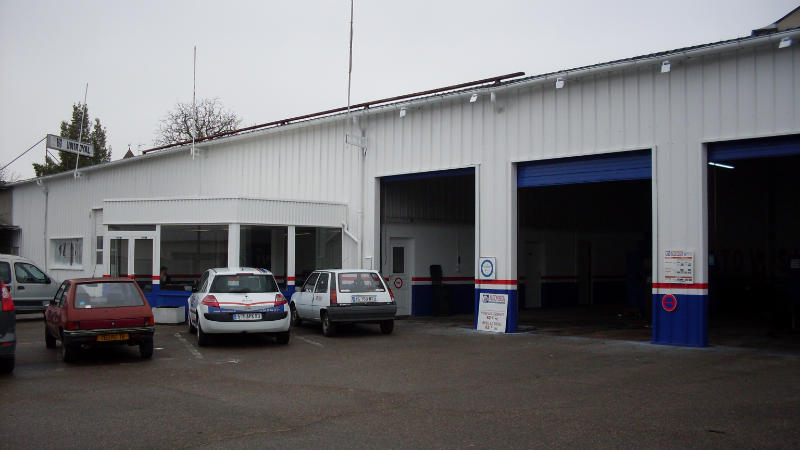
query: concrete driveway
[{"left": 2, "top": 315, "right": 799, "bottom": 448}]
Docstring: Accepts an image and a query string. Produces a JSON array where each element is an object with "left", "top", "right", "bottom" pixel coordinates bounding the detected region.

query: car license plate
[
  {"left": 352, "top": 295, "right": 376, "bottom": 303},
  {"left": 233, "top": 313, "right": 262, "bottom": 321},
  {"left": 97, "top": 333, "right": 129, "bottom": 342}
]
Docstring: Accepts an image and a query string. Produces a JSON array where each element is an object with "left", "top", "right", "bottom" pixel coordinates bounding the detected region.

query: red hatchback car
[{"left": 44, "top": 278, "right": 155, "bottom": 362}]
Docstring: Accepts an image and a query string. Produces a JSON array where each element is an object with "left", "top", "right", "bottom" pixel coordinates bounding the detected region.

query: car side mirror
[
  {"left": 184, "top": 285, "right": 193, "bottom": 292},
  {"left": 49, "top": 299, "right": 56, "bottom": 306},
  {"left": 46, "top": 277, "right": 52, "bottom": 284}
]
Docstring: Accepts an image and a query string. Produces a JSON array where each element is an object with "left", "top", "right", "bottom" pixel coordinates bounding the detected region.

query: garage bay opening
[
  {"left": 707, "top": 135, "right": 800, "bottom": 348},
  {"left": 517, "top": 151, "right": 652, "bottom": 339},
  {"left": 380, "top": 168, "right": 475, "bottom": 317}
]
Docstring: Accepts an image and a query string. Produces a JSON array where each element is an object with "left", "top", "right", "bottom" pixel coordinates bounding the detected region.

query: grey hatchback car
[{"left": 0, "top": 281, "right": 15, "bottom": 374}]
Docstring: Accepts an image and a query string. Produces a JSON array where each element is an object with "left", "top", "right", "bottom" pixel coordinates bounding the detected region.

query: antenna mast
[
  {"left": 73, "top": 83, "right": 88, "bottom": 178},
  {"left": 191, "top": 46, "right": 197, "bottom": 159},
  {"left": 347, "top": 0, "right": 354, "bottom": 114}
]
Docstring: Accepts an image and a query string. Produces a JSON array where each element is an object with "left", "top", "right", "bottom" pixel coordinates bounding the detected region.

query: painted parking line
[
  {"left": 174, "top": 332, "right": 204, "bottom": 360},
  {"left": 297, "top": 336, "right": 324, "bottom": 348}
]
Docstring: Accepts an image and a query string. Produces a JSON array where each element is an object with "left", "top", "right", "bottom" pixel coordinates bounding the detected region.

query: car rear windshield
[
  {"left": 210, "top": 274, "right": 279, "bottom": 293},
  {"left": 73, "top": 282, "right": 145, "bottom": 309},
  {"left": 337, "top": 272, "right": 386, "bottom": 293}
]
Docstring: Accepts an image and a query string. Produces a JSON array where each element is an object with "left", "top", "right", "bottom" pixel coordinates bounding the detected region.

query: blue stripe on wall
[{"left": 651, "top": 293, "right": 708, "bottom": 347}]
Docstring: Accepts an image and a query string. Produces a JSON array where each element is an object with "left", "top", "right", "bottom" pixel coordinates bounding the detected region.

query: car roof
[
  {"left": 65, "top": 277, "right": 136, "bottom": 283},
  {"left": 209, "top": 267, "right": 274, "bottom": 275},
  {"left": 0, "top": 254, "right": 36, "bottom": 263},
  {"left": 312, "top": 269, "right": 380, "bottom": 274}
]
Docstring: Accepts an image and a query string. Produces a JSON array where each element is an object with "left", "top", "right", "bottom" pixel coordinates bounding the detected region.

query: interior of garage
[
  {"left": 707, "top": 136, "right": 800, "bottom": 346},
  {"left": 516, "top": 152, "right": 652, "bottom": 338},
  {"left": 380, "top": 169, "right": 475, "bottom": 316}
]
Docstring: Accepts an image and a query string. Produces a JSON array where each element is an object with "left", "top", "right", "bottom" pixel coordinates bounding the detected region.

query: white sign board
[
  {"left": 46, "top": 134, "right": 94, "bottom": 157},
  {"left": 479, "top": 257, "right": 496, "bottom": 280},
  {"left": 664, "top": 250, "right": 694, "bottom": 284},
  {"left": 477, "top": 292, "right": 508, "bottom": 332}
]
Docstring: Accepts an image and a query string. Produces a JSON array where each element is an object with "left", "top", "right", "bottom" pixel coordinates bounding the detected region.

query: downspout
[{"left": 37, "top": 179, "right": 48, "bottom": 271}]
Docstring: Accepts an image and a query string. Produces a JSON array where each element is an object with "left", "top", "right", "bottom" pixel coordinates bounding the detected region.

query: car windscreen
[
  {"left": 210, "top": 274, "right": 279, "bottom": 293},
  {"left": 73, "top": 282, "right": 145, "bottom": 309},
  {"left": 337, "top": 272, "right": 386, "bottom": 293}
]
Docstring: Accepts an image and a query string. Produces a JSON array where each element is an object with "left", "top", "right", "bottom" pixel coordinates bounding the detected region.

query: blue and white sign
[{"left": 479, "top": 257, "right": 496, "bottom": 280}]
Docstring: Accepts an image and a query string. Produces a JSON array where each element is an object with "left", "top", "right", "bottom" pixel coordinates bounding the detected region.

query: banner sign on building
[
  {"left": 477, "top": 292, "right": 508, "bottom": 332},
  {"left": 46, "top": 134, "right": 94, "bottom": 157},
  {"left": 663, "top": 250, "right": 694, "bottom": 284}
]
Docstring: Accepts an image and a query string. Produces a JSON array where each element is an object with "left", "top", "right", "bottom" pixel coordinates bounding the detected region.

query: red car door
[{"left": 46, "top": 281, "right": 69, "bottom": 336}]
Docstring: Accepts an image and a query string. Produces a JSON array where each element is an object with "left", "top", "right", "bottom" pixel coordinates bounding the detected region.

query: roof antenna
[
  {"left": 347, "top": 0, "right": 354, "bottom": 115},
  {"left": 191, "top": 45, "right": 197, "bottom": 160},
  {"left": 73, "top": 83, "right": 88, "bottom": 178}
]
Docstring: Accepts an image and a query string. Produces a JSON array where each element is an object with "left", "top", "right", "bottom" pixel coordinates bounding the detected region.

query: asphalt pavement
[{"left": 1, "top": 315, "right": 799, "bottom": 449}]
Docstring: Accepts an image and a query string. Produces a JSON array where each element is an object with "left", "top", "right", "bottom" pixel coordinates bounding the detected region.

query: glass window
[
  {"left": 53, "top": 282, "right": 67, "bottom": 305},
  {"left": 392, "top": 247, "right": 404, "bottom": 273},
  {"left": 96, "top": 236, "right": 103, "bottom": 265},
  {"left": 0, "top": 262, "right": 10, "bottom": 284},
  {"left": 314, "top": 273, "right": 329, "bottom": 293},
  {"left": 73, "top": 282, "right": 145, "bottom": 309},
  {"left": 53, "top": 238, "right": 82, "bottom": 267},
  {"left": 209, "top": 274, "right": 278, "bottom": 293},
  {"left": 57, "top": 282, "right": 70, "bottom": 306},
  {"left": 160, "top": 225, "right": 228, "bottom": 291},
  {"left": 14, "top": 262, "right": 48, "bottom": 284},
  {"left": 295, "top": 227, "right": 342, "bottom": 281},
  {"left": 302, "top": 273, "right": 319, "bottom": 292},
  {"left": 338, "top": 272, "right": 386, "bottom": 293},
  {"left": 197, "top": 271, "right": 210, "bottom": 293}
]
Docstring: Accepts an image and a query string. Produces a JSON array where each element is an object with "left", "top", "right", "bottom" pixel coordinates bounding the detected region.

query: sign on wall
[
  {"left": 477, "top": 292, "right": 508, "bottom": 332},
  {"left": 664, "top": 250, "right": 694, "bottom": 284},
  {"left": 478, "top": 257, "right": 496, "bottom": 280},
  {"left": 46, "top": 134, "right": 94, "bottom": 157}
]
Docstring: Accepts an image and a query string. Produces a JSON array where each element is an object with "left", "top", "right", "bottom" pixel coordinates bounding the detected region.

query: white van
[{"left": 0, "top": 254, "right": 59, "bottom": 313}]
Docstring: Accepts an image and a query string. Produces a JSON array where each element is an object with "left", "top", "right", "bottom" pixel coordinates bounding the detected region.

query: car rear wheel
[
  {"left": 140, "top": 340, "right": 154, "bottom": 359},
  {"left": 0, "top": 357, "right": 13, "bottom": 374},
  {"left": 45, "top": 325, "right": 56, "bottom": 349},
  {"left": 380, "top": 319, "right": 394, "bottom": 335},
  {"left": 290, "top": 304, "right": 302, "bottom": 326},
  {"left": 321, "top": 312, "right": 335, "bottom": 337},
  {"left": 61, "top": 342, "right": 77, "bottom": 363},
  {"left": 275, "top": 330, "right": 290, "bottom": 345},
  {"left": 196, "top": 319, "right": 209, "bottom": 347}
]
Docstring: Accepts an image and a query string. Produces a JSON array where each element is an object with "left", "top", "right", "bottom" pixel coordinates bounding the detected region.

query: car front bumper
[
  {"left": 63, "top": 326, "right": 155, "bottom": 347},
  {"left": 200, "top": 312, "right": 290, "bottom": 334},
  {"left": 326, "top": 304, "right": 397, "bottom": 323}
]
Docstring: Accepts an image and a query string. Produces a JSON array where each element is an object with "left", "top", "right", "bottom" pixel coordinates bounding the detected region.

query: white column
[
  {"left": 287, "top": 225, "right": 296, "bottom": 292},
  {"left": 227, "top": 223, "right": 240, "bottom": 268}
]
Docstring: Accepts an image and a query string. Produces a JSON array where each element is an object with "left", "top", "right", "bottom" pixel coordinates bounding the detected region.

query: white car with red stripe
[
  {"left": 187, "top": 268, "right": 290, "bottom": 346},
  {"left": 290, "top": 269, "right": 397, "bottom": 337}
]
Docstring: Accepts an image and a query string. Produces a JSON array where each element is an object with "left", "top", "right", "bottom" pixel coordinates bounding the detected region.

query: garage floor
[{"left": 410, "top": 305, "right": 800, "bottom": 353}]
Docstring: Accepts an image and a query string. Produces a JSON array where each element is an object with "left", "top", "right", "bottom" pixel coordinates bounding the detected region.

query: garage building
[{"left": 7, "top": 28, "right": 800, "bottom": 347}]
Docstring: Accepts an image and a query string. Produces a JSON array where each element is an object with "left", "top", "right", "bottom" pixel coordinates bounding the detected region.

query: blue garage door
[
  {"left": 708, "top": 134, "right": 800, "bottom": 162},
  {"left": 517, "top": 150, "right": 651, "bottom": 188}
]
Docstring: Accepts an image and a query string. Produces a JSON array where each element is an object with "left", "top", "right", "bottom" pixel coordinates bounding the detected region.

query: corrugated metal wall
[{"left": 11, "top": 33, "right": 800, "bottom": 285}]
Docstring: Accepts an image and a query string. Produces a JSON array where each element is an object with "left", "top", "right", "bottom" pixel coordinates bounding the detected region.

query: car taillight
[
  {"left": 330, "top": 283, "right": 337, "bottom": 304},
  {"left": 274, "top": 293, "right": 287, "bottom": 306},
  {"left": 145, "top": 316, "right": 155, "bottom": 326},
  {"left": 1, "top": 283, "right": 13, "bottom": 312},
  {"left": 201, "top": 295, "right": 219, "bottom": 308},
  {"left": 65, "top": 321, "right": 79, "bottom": 330}
]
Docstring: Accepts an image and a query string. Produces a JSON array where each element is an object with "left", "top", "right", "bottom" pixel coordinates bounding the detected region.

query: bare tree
[
  {"left": 155, "top": 98, "right": 242, "bottom": 146},
  {"left": 0, "top": 167, "right": 19, "bottom": 185}
]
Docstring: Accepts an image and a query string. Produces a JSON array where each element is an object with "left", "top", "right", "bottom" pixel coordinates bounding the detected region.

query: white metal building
[{"left": 8, "top": 28, "right": 800, "bottom": 346}]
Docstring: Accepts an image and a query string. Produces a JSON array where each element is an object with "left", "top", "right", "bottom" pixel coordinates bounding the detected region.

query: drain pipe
[{"left": 37, "top": 179, "right": 49, "bottom": 271}]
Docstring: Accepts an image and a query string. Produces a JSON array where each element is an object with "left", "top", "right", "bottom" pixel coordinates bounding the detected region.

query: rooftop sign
[{"left": 46, "top": 134, "right": 94, "bottom": 157}]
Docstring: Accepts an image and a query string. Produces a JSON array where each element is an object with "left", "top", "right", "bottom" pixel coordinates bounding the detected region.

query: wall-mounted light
[
  {"left": 708, "top": 161, "right": 734, "bottom": 169},
  {"left": 469, "top": 93, "right": 478, "bottom": 103},
  {"left": 661, "top": 60, "right": 671, "bottom": 73},
  {"left": 779, "top": 37, "right": 792, "bottom": 49},
  {"left": 555, "top": 77, "right": 565, "bottom": 89},
  {"left": 399, "top": 107, "right": 406, "bottom": 118}
]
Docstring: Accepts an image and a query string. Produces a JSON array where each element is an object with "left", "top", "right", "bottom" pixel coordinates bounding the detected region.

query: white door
[
  {"left": 389, "top": 238, "right": 413, "bottom": 316},
  {"left": 311, "top": 272, "right": 330, "bottom": 319},
  {"left": 108, "top": 231, "right": 156, "bottom": 292},
  {"left": 296, "top": 272, "right": 318, "bottom": 319}
]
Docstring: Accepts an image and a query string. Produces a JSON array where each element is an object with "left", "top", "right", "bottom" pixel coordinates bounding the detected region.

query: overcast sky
[{"left": 1, "top": 0, "right": 797, "bottom": 180}]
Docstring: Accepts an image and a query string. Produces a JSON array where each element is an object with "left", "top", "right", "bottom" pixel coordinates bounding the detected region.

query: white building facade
[{"left": 9, "top": 29, "right": 800, "bottom": 346}]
